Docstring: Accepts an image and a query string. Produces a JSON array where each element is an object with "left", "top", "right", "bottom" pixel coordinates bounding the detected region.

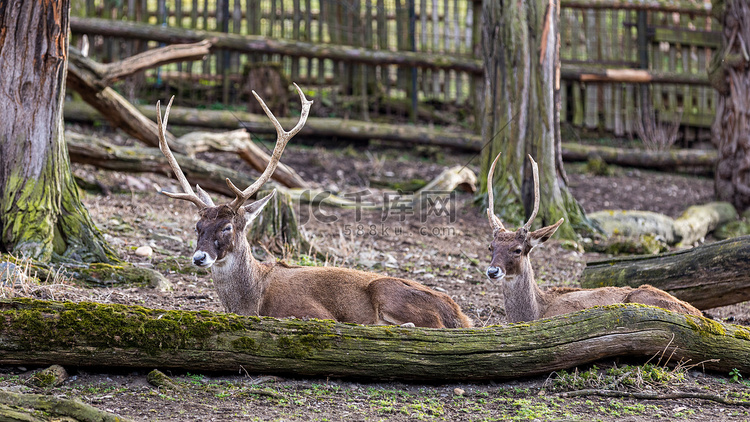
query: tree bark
[
  {"left": 480, "top": 0, "right": 596, "bottom": 240},
  {"left": 581, "top": 236, "right": 750, "bottom": 310},
  {"left": 710, "top": 0, "right": 750, "bottom": 214},
  {"left": 1, "top": 299, "right": 748, "bottom": 380},
  {"left": 0, "top": 0, "right": 116, "bottom": 263}
]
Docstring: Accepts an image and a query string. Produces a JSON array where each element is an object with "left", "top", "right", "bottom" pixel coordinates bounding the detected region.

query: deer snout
[
  {"left": 193, "top": 250, "right": 214, "bottom": 268},
  {"left": 486, "top": 266, "right": 505, "bottom": 281}
]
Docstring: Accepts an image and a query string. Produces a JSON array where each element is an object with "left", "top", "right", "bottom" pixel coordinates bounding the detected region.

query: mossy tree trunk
[
  {"left": 0, "top": 0, "right": 116, "bottom": 263},
  {"left": 1, "top": 299, "right": 749, "bottom": 380},
  {"left": 710, "top": 0, "right": 750, "bottom": 214},
  {"left": 479, "top": 0, "right": 595, "bottom": 239}
]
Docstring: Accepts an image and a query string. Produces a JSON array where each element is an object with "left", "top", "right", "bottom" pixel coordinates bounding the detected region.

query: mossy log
[
  {"left": 588, "top": 202, "right": 737, "bottom": 247},
  {"left": 1, "top": 299, "right": 749, "bottom": 380},
  {"left": 0, "top": 390, "right": 131, "bottom": 422},
  {"left": 581, "top": 236, "right": 750, "bottom": 310}
]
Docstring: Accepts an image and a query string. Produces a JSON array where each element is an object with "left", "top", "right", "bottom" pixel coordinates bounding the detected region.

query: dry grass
[{"left": 633, "top": 107, "right": 682, "bottom": 152}]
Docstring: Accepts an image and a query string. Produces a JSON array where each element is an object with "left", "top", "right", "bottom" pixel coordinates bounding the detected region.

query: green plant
[{"left": 730, "top": 368, "right": 743, "bottom": 383}]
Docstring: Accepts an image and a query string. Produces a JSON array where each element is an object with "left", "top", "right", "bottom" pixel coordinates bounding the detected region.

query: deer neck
[
  {"left": 502, "top": 259, "right": 547, "bottom": 323},
  {"left": 210, "top": 237, "right": 269, "bottom": 316}
]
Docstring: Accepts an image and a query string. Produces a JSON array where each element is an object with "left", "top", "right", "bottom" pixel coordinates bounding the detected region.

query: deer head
[
  {"left": 156, "top": 83, "right": 312, "bottom": 269},
  {"left": 485, "top": 153, "right": 564, "bottom": 282}
]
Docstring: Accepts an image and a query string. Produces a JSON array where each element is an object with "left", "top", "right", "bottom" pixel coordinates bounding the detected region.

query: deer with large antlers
[
  {"left": 156, "top": 84, "right": 472, "bottom": 328},
  {"left": 485, "top": 153, "right": 701, "bottom": 323}
]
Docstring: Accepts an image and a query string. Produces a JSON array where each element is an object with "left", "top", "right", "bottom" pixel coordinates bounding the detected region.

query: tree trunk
[
  {"left": 1, "top": 299, "right": 748, "bottom": 380},
  {"left": 480, "top": 0, "right": 595, "bottom": 239},
  {"left": 710, "top": 0, "right": 750, "bottom": 214},
  {"left": 0, "top": 1, "right": 115, "bottom": 263},
  {"left": 581, "top": 236, "right": 750, "bottom": 310}
]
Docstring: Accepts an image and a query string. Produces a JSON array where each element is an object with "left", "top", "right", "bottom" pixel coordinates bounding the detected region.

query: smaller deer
[
  {"left": 485, "top": 153, "right": 701, "bottom": 323},
  {"left": 156, "top": 84, "right": 472, "bottom": 328}
]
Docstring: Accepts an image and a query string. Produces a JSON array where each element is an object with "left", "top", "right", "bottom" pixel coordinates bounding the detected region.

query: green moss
[
  {"left": 733, "top": 327, "right": 750, "bottom": 341},
  {"left": 232, "top": 336, "right": 259, "bottom": 351},
  {"left": 1, "top": 299, "right": 257, "bottom": 355},
  {"left": 277, "top": 333, "right": 337, "bottom": 359},
  {"left": 686, "top": 315, "right": 727, "bottom": 337}
]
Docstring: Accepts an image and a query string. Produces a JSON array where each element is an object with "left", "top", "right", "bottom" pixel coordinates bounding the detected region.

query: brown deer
[
  {"left": 485, "top": 153, "right": 701, "bottom": 323},
  {"left": 155, "top": 84, "right": 473, "bottom": 328}
]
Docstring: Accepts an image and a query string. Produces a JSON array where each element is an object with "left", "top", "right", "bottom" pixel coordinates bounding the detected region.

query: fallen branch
[
  {"left": 176, "top": 130, "right": 309, "bottom": 189},
  {"left": 557, "top": 389, "right": 750, "bottom": 407},
  {"left": 581, "top": 236, "right": 750, "bottom": 310},
  {"left": 64, "top": 101, "right": 719, "bottom": 172},
  {"left": 2, "top": 299, "right": 748, "bottom": 380},
  {"left": 66, "top": 132, "right": 260, "bottom": 197}
]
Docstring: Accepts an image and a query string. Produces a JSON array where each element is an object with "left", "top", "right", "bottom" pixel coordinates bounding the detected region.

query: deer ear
[
  {"left": 529, "top": 218, "right": 564, "bottom": 247},
  {"left": 243, "top": 189, "right": 276, "bottom": 226}
]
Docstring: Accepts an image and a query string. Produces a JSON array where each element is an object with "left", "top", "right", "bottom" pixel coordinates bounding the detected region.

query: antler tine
[
  {"left": 486, "top": 152, "right": 506, "bottom": 233},
  {"left": 227, "top": 83, "right": 313, "bottom": 210},
  {"left": 522, "top": 155, "right": 540, "bottom": 231},
  {"left": 157, "top": 97, "right": 209, "bottom": 209}
]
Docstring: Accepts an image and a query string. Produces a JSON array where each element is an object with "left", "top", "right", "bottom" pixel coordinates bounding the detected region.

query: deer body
[
  {"left": 485, "top": 153, "right": 701, "bottom": 323},
  {"left": 156, "top": 85, "right": 472, "bottom": 328}
]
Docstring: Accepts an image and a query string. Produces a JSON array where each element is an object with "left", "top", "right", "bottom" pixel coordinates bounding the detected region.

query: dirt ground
[{"left": 3, "top": 132, "right": 750, "bottom": 421}]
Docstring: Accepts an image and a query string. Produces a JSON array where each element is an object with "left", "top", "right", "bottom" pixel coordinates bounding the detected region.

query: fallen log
[
  {"left": 580, "top": 236, "right": 750, "bottom": 310},
  {"left": 64, "top": 101, "right": 483, "bottom": 151},
  {"left": 588, "top": 202, "right": 737, "bottom": 247},
  {"left": 64, "top": 101, "right": 719, "bottom": 172},
  {"left": 561, "top": 143, "right": 717, "bottom": 170},
  {"left": 1, "top": 299, "right": 748, "bottom": 380},
  {"left": 66, "top": 132, "right": 259, "bottom": 197},
  {"left": 0, "top": 390, "right": 132, "bottom": 422}
]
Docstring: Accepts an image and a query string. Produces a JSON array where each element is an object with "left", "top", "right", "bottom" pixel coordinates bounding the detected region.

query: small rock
[
  {"left": 453, "top": 388, "right": 465, "bottom": 396},
  {"left": 135, "top": 245, "right": 153, "bottom": 258},
  {"left": 28, "top": 365, "right": 68, "bottom": 388}
]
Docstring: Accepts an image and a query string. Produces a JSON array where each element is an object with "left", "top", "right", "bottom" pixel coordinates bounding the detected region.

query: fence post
[{"left": 636, "top": 10, "right": 650, "bottom": 119}]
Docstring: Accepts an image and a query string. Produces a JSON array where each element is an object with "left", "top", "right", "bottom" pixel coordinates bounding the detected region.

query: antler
[
  {"left": 486, "top": 152, "right": 506, "bottom": 233},
  {"left": 226, "top": 83, "right": 313, "bottom": 211},
  {"left": 157, "top": 97, "right": 213, "bottom": 209},
  {"left": 522, "top": 155, "right": 540, "bottom": 231}
]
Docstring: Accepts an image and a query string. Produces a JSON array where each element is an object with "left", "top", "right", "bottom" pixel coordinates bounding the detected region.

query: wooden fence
[{"left": 71, "top": 0, "right": 719, "bottom": 144}]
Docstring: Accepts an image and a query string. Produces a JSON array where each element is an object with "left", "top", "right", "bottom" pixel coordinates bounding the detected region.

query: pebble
[
  {"left": 135, "top": 245, "right": 153, "bottom": 258},
  {"left": 453, "top": 388, "right": 465, "bottom": 396}
]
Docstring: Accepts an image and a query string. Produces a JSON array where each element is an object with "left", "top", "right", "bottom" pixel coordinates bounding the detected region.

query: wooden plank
[
  {"left": 652, "top": 27, "right": 721, "bottom": 48},
  {"left": 561, "top": 0, "right": 712, "bottom": 14}
]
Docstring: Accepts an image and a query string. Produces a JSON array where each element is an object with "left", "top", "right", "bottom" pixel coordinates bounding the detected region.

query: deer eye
[
  {"left": 488, "top": 245, "right": 493, "bottom": 252},
  {"left": 513, "top": 248, "right": 523, "bottom": 255},
  {"left": 222, "top": 224, "right": 233, "bottom": 233}
]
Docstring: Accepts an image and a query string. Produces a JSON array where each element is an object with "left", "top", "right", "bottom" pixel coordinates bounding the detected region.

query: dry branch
[
  {"left": 2, "top": 299, "right": 749, "bottom": 380},
  {"left": 581, "top": 236, "right": 750, "bottom": 310},
  {"left": 176, "top": 130, "right": 308, "bottom": 189}
]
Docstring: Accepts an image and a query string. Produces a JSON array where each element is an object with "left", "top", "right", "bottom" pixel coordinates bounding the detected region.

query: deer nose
[
  {"left": 193, "top": 251, "right": 207, "bottom": 267},
  {"left": 486, "top": 266, "right": 504, "bottom": 280}
]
